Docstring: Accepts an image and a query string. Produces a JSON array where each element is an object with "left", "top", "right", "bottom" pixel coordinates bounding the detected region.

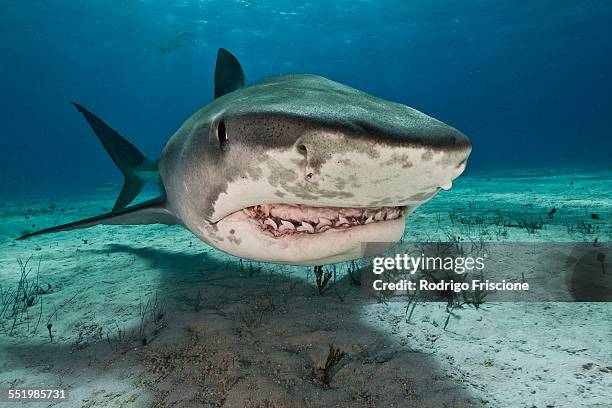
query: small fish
[{"left": 152, "top": 32, "right": 197, "bottom": 55}]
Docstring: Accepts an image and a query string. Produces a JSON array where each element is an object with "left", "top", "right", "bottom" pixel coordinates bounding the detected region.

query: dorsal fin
[{"left": 214, "top": 48, "right": 246, "bottom": 99}]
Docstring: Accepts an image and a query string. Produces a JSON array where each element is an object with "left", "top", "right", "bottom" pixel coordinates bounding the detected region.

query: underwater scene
[{"left": 0, "top": 1, "right": 611, "bottom": 407}]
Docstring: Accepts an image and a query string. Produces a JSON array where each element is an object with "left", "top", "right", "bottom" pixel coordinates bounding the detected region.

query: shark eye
[{"left": 216, "top": 120, "right": 227, "bottom": 150}]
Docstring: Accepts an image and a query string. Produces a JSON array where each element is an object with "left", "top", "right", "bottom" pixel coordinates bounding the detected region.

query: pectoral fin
[{"left": 17, "top": 197, "right": 176, "bottom": 240}]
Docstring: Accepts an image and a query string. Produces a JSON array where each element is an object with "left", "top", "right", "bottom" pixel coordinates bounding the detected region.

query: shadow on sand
[{"left": 1, "top": 244, "right": 484, "bottom": 407}]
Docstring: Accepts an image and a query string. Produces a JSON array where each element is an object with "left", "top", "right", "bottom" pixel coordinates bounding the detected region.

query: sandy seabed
[{"left": 0, "top": 169, "right": 611, "bottom": 407}]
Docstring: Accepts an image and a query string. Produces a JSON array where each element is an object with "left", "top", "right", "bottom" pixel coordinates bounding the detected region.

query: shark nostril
[{"left": 296, "top": 143, "right": 316, "bottom": 181}]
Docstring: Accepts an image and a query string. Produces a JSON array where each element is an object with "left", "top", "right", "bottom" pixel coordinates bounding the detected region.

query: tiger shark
[
  {"left": 152, "top": 32, "right": 197, "bottom": 55},
  {"left": 19, "top": 49, "right": 471, "bottom": 265}
]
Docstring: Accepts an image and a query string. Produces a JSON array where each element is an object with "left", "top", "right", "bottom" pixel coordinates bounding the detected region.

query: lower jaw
[{"left": 212, "top": 213, "right": 407, "bottom": 265}]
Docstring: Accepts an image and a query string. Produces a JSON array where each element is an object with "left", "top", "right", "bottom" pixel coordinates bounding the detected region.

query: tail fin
[
  {"left": 71, "top": 102, "right": 159, "bottom": 211},
  {"left": 152, "top": 43, "right": 167, "bottom": 55},
  {"left": 17, "top": 197, "right": 176, "bottom": 240}
]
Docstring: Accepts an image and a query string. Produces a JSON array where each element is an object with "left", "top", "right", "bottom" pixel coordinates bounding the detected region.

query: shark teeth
[
  {"left": 279, "top": 220, "right": 295, "bottom": 232},
  {"left": 263, "top": 218, "right": 278, "bottom": 230},
  {"left": 386, "top": 209, "right": 400, "bottom": 220},
  {"left": 335, "top": 216, "right": 350, "bottom": 227},
  {"left": 297, "top": 221, "right": 315, "bottom": 233},
  {"left": 317, "top": 217, "right": 332, "bottom": 227},
  {"left": 242, "top": 204, "right": 404, "bottom": 237},
  {"left": 254, "top": 205, "right": 270, "bottom": 217}
]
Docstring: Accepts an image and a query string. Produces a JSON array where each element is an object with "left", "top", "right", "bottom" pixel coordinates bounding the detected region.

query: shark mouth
[{"left": 241, "top": 204, "right": 405, "bottom": 237}]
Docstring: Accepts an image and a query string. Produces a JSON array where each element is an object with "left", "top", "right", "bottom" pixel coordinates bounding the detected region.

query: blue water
[{"left": 1, "top": 0, "right": 611, "bottom": 198}]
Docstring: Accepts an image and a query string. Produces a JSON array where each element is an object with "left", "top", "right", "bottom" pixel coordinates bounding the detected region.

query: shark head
[{"left": 159, "top": 50, "right": 471, "bottom": 265}]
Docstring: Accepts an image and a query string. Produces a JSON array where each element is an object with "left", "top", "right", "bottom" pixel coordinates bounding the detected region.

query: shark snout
[
  {"left": 389, "top": 119, "right": 472, "bottom": 178},
  {"left": 423, "top": 125, "right": 472, "bottom": 168},
  {"left": 412, "top": 124, "right": 471, "bottom": 151},
  {"left": 376, "top": 117, "right": 472, "bottom": 163},
  {"left": 404, "top": 125, "right": 472, "bottom": 190},
  {"left": 294, "top": 118, "right": 471, "bottom": 181},
  {"left": 285, "top": 117, "right": 471, "bottom": 210}
]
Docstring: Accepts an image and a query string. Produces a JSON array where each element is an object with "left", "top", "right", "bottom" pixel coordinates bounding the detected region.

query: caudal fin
[
  {"left": 71, "top": 102, "right": 159, "bottom": 211},
  {"left": 152, "top": 43, "right": 167, "bottom": 55}
]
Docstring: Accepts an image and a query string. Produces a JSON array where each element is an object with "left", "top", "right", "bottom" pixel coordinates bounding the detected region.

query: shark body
[
  {"left": 20, "top": 49, "right": 471, "bottom": 265},
  {"left": 152, "top": 32, "right": 197, "bottom": 55}
]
